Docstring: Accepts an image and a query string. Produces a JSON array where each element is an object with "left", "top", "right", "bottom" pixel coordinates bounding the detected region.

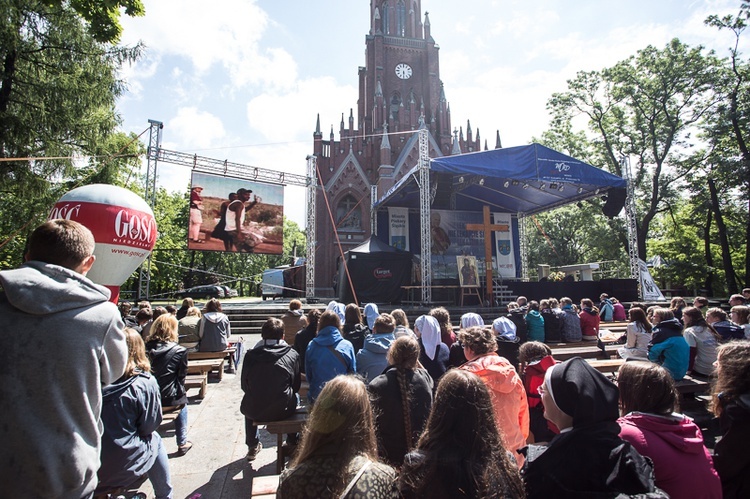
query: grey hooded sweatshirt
[{"left": 0, "top": 261, "right": 127, "bottom": 499}]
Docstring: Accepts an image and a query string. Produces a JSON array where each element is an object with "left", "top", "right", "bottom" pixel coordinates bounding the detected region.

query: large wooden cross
[{"left": 465, "top": 206, "right": 510, "bottom": 302}]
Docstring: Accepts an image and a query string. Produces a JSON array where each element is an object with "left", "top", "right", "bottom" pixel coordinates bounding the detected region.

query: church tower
[{"left": 312, "top": 1, "right": 484, "bottom": 296}]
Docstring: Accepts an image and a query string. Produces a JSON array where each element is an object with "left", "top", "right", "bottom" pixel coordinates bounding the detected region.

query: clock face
[{"left": 395, "top": 63, "right": 412, "bottom": 80}]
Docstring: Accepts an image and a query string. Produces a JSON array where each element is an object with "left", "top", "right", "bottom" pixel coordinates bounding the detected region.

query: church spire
[
  {"left": 495, "top": 130, "right": 502, "bottom": 149},
  {"left": 314, "top": 113, "right": 321, "bottom": 137},
  {"left": 424, "top": 11, "right": 432, "bottom": 41},
  {"left": 451, "top": 128, "right": 461, "bottom": 155}
]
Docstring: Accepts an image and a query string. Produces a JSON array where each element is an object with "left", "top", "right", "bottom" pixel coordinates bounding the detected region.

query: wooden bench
[
  {"left": 188, "top": 347, "right": 237, "bottom": 373},
  {"left": 552, "top": 345, "right": 615, "bottom": 361},
  {"left": 675, "top": 375, "right": 711, "bottom": 395},
  {"left": 187, "top": 358, "right": 226, "bottom": 380},
  {"left": 257, "top": 410, "right": 309, "bottom": 474},
  {"left": 160, "top": 405, "right": 183, "bottom": 425},
  {"left": 252, "top": 474, "right": 280, "bottom": 498},
  {"left": 586, "top": 358, "right": 625, "bottom": 373},
  {"left": 185, "top": 373, "right": 208, "bottom": 398}
]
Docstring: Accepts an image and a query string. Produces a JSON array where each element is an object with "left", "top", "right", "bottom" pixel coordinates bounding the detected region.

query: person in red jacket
[
  {"left": 618, "top": 361, "right": 721, "bottom": 499},
  {"left": 578, "top": 298, "right": 601, "bottom": 341},
  {"left": 519, "top": 341, "right": 559, "bottom": 443}
]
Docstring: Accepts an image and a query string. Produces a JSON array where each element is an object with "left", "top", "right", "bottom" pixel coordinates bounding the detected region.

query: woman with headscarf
[
  {"left": 448, "top": 312, "right": 483, "bottom": 368},
  {"left": 493, "top": 315, "right": 521, "bottom": 371},
  {"left": 364, "top": 303, "right": 379, "bottom": 330},
  {"left": 521, "top": 357, "right": 665, "bottom": 498},
  {"left": 414, "top": 315, "right": 449, "bottom": 385},
  {"left": 459, "top": 326, "right": 529, "bottom": 468}
]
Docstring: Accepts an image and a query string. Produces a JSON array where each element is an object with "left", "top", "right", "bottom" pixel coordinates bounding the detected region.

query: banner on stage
[
  {"left": 638, "top": 259, "right": 665, "bottom": 301},
  {"left": 493, "top": 212, "right": 516, "bottom": 278},
  {"left": 187, "top": 171, "right": 284, "bottom": 254},
  {"left": 388, "top": 207, "right": 409, "bottom": 251}
]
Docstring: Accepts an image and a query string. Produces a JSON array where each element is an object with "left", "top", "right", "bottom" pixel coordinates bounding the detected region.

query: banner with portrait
[
  {"left": 493, "top": 212, "right": 516, "bottom": 278},
  {"left": 188, "top": 171, "right": 284, "bottom": 254},
  {"left": 388, "top": 207, "right": 409, "bottom": 251}
]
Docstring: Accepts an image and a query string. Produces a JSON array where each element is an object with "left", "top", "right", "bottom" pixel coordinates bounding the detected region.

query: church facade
[{"left": 311, "top": 0, "right": 497, "bottom": 296}]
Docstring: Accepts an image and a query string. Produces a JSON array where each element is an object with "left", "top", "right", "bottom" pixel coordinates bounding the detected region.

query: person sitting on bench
[{"left": 241, "top": 318, "right": 301, "bottom": 462}]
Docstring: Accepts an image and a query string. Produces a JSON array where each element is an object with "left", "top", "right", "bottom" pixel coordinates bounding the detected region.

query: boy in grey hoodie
[{"left": 0, "top": 220, "right": 127, "bottom": 499}]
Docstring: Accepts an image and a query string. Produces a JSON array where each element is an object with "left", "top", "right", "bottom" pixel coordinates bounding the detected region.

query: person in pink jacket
[
  {"left": 459, "top": 326, "right": 529, "bottom": 467},
  {"left": 617, "top": 361, "right": 721, "bottom": 499}
]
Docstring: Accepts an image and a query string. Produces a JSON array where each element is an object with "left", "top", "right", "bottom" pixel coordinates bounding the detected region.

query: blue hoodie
[
  {"left": 305, "top": 326, "right": 356, "bottom": 402},
  {"left": 98, "top": 371, "right": 163, "bottom": 492},
  {"left": 356, "top": 332, "right": 395, "bottom": 383}
]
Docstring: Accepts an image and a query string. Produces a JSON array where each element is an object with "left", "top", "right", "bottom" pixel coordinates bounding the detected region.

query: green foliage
[{"left": 46, "top": 0, "right": 145, "bottom": 43}]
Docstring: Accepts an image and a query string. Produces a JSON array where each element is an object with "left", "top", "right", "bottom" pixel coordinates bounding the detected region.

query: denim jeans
[
  {"left": 175, "top": 406, "right": 188, "bottom": 447},
  {"left": 148, "top": 437, "right": 173, "bottom": 499},
  {"left": 245, "top": 417, "right": 259, "bottom": 448}
]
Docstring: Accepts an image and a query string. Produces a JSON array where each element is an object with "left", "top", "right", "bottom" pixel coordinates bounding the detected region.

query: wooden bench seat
[
  {"left": 552, "top": 345, "right": 614, "bottom": 361},
  {"left": 586, "top": 358, "right": 625, "bottom": 373},
  {"left": 252, "top": 474, "right": 280, "bottom": 498},
  {"left": 187, "top": 358, "right": 226, "bottom": 380},
  {"left": 160, "top": 406, "right": 182, "bottom": 425},
  {"left": 185, "top": 373, "right": 208, "bottom": 398},
  {"left": 675, "top": 375, "right": 711, "bottom": 395},
  {"left": 256, "top": 410, "right": 309, "bottom": 474}
]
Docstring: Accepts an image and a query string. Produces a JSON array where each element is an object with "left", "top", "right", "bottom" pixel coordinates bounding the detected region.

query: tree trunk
[
  {"left": 708, "top": 177, "right": 739, "bottom": 295},
  {"left": 0, "top": 50, "right": 17, "bottom": 152},
  {"left": 703, "top": 211, "right": 715, "bottom": 297}
]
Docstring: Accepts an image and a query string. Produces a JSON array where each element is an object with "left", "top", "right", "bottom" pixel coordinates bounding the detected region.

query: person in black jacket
[
  {"left": 369, "top": 335, "right": 433, "bottom": 466},
  {"left": 146, "top": 315, "right": 191, "bottom": 455},
  {"left": 521, "top": 357, "right": 666, "bottom": 498},
  {"left": 241, "top": 317, "right": 302, "bottom": 462},
  {"left": 342, "top": 303, "right": 369, "bottom": 353}
]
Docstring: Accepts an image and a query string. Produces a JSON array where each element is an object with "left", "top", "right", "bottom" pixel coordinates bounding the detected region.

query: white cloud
[
  {"left": 166, "top": 108, "right": 227, "bottom": 150},
  {"left": 246, "top": 76, "right": 358, "bottom": 143},
  {"left": 119, "top": 0, "right": 296, "bottom": 90}
]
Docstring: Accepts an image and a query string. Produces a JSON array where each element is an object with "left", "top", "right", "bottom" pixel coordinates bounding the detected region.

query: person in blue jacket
[
  {"left": 357, "top": 313, "right": 396, "bottom": 383},
  {"left": 305, "top": 310, "right": 356, "bottom": 402},
  {"left": 648, "top": 308, "right": 689, "bottom": 380},
  {"left": 97, "top": 328, "right": 172, "bottom": 499}
]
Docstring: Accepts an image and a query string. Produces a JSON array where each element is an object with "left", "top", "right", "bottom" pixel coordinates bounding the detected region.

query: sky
[{"left": 116, "top": 0, "right": 747, "bottom": 228}]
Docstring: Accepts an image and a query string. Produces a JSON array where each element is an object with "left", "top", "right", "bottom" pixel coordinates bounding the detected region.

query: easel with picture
[{"left": 457, "top": 255, "right": 482, "bottom": 306}]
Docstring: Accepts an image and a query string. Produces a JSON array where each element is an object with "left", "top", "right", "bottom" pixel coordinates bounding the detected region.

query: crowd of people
[
  {"left": 2, "top": 218, "right": 749, "bottom": 498},
  {"left": 245, "top": 296, "right": 750, "bottom": 498}
]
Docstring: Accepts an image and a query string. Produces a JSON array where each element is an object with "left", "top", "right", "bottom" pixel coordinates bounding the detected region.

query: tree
[
  {"left": 547, "top": 39, "right": 723, "bottom": 262},
  {"left": 704, "top": 10, "right": 750, "bottom": 288},
  {"left": 0, "top": 1, "right": 143, "bottom": 268}
]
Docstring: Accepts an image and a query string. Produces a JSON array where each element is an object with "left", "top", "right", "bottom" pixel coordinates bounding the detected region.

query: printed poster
[
  {"left": 388, "top": 207, "right": 409, "bottom": 251},
  {"left": 493, "top": 212, "right": 516, "bottom": 278}
]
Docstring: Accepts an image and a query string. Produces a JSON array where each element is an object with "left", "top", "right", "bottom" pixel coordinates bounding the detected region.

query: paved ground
[{"left": 131, "top": 333, "right": 283, "bottom": 499}]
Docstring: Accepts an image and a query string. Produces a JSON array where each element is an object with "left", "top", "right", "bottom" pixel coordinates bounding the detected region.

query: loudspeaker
[{"left": 602, "top": 187, "right": 627, "bottom": 218}]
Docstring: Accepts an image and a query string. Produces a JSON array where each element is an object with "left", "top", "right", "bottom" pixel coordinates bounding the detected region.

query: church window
[
  {"left": 336, "top": 195, "right": 362, "bottom": 229},
  {"left": 396, "top": 1, "right": 406, "bottom": 36},
  {"left": 390, "top": 93, "right": 401, "bottom": 121},
  {"left": 382, "top": 2, "right": 390, "bottom": 35}
]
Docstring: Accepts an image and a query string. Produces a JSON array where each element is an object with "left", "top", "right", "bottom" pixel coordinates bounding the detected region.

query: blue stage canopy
[{"left": 375, "top": 143, "right": 627, "bottom": 216}]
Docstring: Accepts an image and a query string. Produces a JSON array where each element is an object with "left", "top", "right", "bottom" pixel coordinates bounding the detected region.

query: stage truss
[{"left": 138, "top": 119, "right": 316, "bottom": 300}]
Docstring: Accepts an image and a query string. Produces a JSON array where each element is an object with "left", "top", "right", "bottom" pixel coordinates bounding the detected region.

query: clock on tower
[{"left": 395, "top": 63, "right": 412, "bottom": 80}]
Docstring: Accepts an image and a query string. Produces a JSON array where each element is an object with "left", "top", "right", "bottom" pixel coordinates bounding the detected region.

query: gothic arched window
[
  {"left": 382, "top": 2, "right": 390, "bottom": 35},
  {"left": 337, "top": 195, "right": 361, "bottom": 229},
  {"left": 390, "top": 92, "right": 401, "bottom": 121},
  {"left": 396, "top": 1, "right": 406, "bottom": 36}
]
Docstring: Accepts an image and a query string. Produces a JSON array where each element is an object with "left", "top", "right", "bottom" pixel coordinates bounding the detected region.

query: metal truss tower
[
  {"left": 622, "top": 155, "right": 641, "bottom": 297},
  {"left": 418, "top": 128, "right": 432, "bottom": 304},
  {"left": 138, "top": 119, "right": 162, "bottom": 300},
  {"left": 305, "top": 155, "right": 317, "bottom": 299}
]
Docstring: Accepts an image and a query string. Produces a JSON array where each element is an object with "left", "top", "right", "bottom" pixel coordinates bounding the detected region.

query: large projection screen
[{"left": 188, "top": 171, "right": 284, "bottom": 254}]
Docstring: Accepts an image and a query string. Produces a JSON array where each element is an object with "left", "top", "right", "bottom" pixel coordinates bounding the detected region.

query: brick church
[{"left": 311, "top": 0, "right": 499, "bottom": 296}]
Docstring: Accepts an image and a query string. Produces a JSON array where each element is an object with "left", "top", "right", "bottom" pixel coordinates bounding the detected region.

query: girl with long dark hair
[{"left": 399, "top": 369, "right": 525, "bottom": 498}]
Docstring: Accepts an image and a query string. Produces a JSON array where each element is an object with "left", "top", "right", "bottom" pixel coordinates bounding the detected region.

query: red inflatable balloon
[{"left": 49, "top": 184, "right": 157, "bottom": 303}]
